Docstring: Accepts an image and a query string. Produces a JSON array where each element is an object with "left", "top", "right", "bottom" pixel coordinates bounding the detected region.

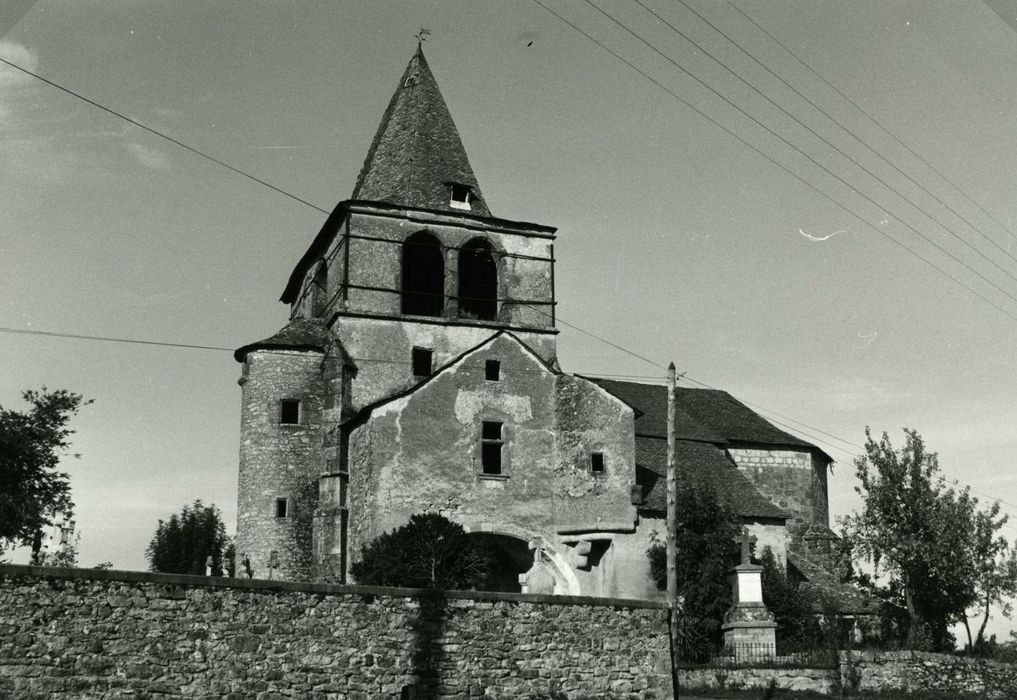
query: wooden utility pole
[{"left": 666, "top": 361, "right": 680, "bottom": 698}]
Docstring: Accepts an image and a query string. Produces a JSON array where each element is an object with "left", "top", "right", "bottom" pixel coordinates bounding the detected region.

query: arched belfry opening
[
  {"left": 458, "top": 238, "right": 497, "bottom": 320},
  {"left": 401, "top": 232, "right": 444, "bottom": 317}
]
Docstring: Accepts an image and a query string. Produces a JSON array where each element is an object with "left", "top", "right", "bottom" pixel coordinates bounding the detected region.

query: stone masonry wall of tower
[{"left": 236, "top": 349, "right": 324, "bottom": 581}]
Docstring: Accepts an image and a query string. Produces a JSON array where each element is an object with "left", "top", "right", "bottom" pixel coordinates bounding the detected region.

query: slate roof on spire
[{"left": 350, "top": 47, "right": 491, "bottom": 217}]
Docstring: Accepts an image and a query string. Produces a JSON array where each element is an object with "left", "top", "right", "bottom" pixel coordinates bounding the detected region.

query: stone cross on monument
[
  {"left": 733, "top": 529, "right": 757, "bottom": 565},
  {"left": 721, "top": 528, "right": 776, "bottom": 660}
]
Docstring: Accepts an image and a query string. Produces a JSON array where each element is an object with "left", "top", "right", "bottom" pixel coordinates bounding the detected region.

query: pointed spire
[{"left": 350, "top": 48, "right": 491, "bottom": 217}]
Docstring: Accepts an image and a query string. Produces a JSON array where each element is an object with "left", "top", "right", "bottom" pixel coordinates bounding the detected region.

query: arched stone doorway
[{"left": 464, "top": 530, "right": 580, "bottom": 596}]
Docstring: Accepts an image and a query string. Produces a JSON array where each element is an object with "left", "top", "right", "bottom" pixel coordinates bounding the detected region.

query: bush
[
  {"left": 350, "top": 513, "right": 492, "bottom": 590},
  {"left": 146, "top": 500, "right": 229, "bottom": 576}
]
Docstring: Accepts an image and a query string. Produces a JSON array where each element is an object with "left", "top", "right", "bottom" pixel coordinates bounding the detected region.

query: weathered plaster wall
[
  {"left": 554, "top": 375, "right": 637, "bottom": 533},
  {"left": 0, "top": 565, "right": 671, "bottom": 699},
  {"left": 346, "top": 336, "right": 638, "bottom": 595},
  {"left": 594, "top": 518, "right": 666, "bottom": 603},
  {"left": 333, "top": 316, "right": 556, "bottom": 410},
  {"left": 237, "top": 349, "right": 324, "bottom": 581},
  {"left": 728, "top": 447, "right": 828, "bottom": 540},
  {"left": 349, "top": 336, "right": 558, "bottom": 562}
]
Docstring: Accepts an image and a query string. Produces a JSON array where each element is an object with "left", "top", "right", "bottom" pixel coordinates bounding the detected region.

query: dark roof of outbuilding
[
  {"left": 590, "top": 378, "right": 829, "bottom": 460},
  {"left": 788, "top": 549, "right": 885, "bottom": 615},
  {"left": 351, "top": 47, "right": 490, "bottom": 217},
  {"left": 635, "top": 437, "right": 790, "bottom": 521},
  {"left": 234, "top": 318, "right": 333, "bottom": 362}
]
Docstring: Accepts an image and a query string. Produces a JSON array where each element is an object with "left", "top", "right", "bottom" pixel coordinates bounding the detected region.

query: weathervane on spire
[{"left": 416, "top": 27, "right": 432, "bottom": 48}]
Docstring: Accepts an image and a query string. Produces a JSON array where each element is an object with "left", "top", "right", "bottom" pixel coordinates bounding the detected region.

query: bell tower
[
  {"left": 237, "top": 47, "right": 559, "bottom": 581},
  {"left": 281, "top": 47, "right": 559, "bottom": 411}
]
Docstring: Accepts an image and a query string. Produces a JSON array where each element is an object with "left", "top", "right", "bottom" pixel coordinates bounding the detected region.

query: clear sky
[{"left": 3, "top": 0, "right": 1017, "bottom": 640}]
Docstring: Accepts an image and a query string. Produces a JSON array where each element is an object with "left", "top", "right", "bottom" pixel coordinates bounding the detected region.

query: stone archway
[{"left": 462, "top": 525, "right": 580, "bottom": 596}]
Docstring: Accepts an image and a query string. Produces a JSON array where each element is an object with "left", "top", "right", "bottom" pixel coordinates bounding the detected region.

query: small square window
[
  {"left": 280, "top": 399, "right": 300, "bottom": 425},
  {"left": 412, "top": 347, "right": 433, "bottom": 377},
  {"left": 482, "top": 421, "right": 502, "bottom": 440},
  {"left": 450, "top": 184, "right": 472, "bottom": 210},
  {"left": 485, "top": 360, "right": 500, "bottom": 381},
  {"left": 275, "top": 498, "right": 288, "bottom": 518},
  {"left": 591, "top": 452, "right": 605, "bottom": 474}
]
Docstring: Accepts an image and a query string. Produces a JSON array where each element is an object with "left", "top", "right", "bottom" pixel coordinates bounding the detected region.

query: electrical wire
[
  {"left": 642, "top": 0, "right": 1017, "bottom": 280},
  {"left": 0, "top": 57, "right": 330, "bottom": 215},
  {"left": 727, "top": 0, "right": 1017, "bottom": 250},
  {"left": 578, "top": 0, "right": 1017, "bottom": 308},
  {"left": 529, "top": 0, "right": 1017, "bottom": 325}
]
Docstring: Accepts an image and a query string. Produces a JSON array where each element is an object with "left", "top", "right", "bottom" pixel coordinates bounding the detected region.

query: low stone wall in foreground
[
  {"left": 0, "top": 564, "right": 670, "bottom": 699},
  {"left": 840, "top": 649, "right": 1017, "bottom": 699}
]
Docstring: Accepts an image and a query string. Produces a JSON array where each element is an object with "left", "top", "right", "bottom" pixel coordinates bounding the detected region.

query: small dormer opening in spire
[{"left": 449, "top": 183, "right": 472, "bottom": 210}]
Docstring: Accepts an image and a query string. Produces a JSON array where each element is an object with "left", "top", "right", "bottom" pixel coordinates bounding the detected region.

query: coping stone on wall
[{"left": 0, "top": 563, "right": 667, "bottom": 609}]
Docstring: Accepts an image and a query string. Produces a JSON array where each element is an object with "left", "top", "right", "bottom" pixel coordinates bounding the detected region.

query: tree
[
  {"left": 350, "top": 513, "right": 492, "bottom": 590},
  {"left": 146, "top": 500, "right": 229, "bottom": 576},
  {"left": 0, "top": 388, "right": 90, "bottom": 555},
  {"left": 647, "top": 472, "right": 741, "bottom": 648},
  {"left": 841, "top": 428, "right": 980, "bottom": 651},
  {"left": 963, "top": 503, "right": 1017, "bottom": 651},
  {"left": 759, "top": 547, "right": 823, "bottom": 653}
]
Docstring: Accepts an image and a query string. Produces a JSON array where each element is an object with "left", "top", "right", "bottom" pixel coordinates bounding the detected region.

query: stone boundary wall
[
  {"left": 679, "top": 651, "right": 1017, "bottom": 698},
  {"left": 0, "top": 564, "right": 670, "bottom": 699},
  {"left": 679, "top": 666, "right": 839, "bottom": 695},
  {"left": 840, "top": 649, "right": 1017, "bottom": 699}
]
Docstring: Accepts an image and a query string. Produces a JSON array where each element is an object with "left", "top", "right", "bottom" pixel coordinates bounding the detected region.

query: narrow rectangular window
[
  {"left": 280, "top": 399, "right": 300, "bottom": 424},
  {"left": 481, "top": 421, "right": 503, "bottom": 475},
  {"left": 275, "top": 497, "right": 288, "bottom": 518},
  {"left": 591, "top": 452, "right": 605, "bottom": 474},
  {"left": 485, "top": 359, "right": 500, "bottom": 381},
  {"left": 412, "top": 347, "right": 433, "bottom": 377}
]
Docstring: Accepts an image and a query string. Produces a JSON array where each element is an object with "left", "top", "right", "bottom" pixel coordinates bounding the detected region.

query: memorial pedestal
[{"left": 721, "top": 563, "right": 776, "bottom": 660}]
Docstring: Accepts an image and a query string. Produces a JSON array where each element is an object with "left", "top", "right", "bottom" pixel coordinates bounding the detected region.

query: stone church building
[{"left": 234, "top": 48, "right": 846, "bottom": 602}]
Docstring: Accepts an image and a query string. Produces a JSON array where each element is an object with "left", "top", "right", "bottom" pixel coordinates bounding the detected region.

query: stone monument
[{"left": 721, "top": 529, "right": 777, "bottom": 660}]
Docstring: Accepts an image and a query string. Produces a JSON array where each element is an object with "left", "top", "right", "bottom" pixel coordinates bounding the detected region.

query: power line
[
  {"left": 0, "top": 57, "right": 330, "bottom": 215},
  {"left": 646, "top": 0, "right": 1017, "bottom": 282},
  {"left": 579, "top": 0, "right": 1017, "bottom": 310},
  {"left": 11, "top": 321, "right": 1017, "bottom": 522},
  {"left": 728, "top": 0, "right": 1017, "bottom": 250},
  {"left": 0, "top": 326, "right": 234, "bottom": 353},
  {"left": 530, "top": 0, "right": 1017, "bottom": 325}
]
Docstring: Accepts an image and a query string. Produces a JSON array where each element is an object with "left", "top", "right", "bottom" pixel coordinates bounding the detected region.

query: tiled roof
[
  {"left": 787, "top": 549, "right": 884, "bottom": 615},
  {"left": 351, "top": 48, "right": 491, "bottom": 217},
  {"left": 588, "top": 377, "right": 725, "bottom": 443},
  {"left": 590, "top": 378, "right": 826, "bottom": 457},
  {"left": 635, "top": 436, "right": 789, "bottom": 521},
  {"left": 234, "top": 318, "right": 333, "bottom": 362}
]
